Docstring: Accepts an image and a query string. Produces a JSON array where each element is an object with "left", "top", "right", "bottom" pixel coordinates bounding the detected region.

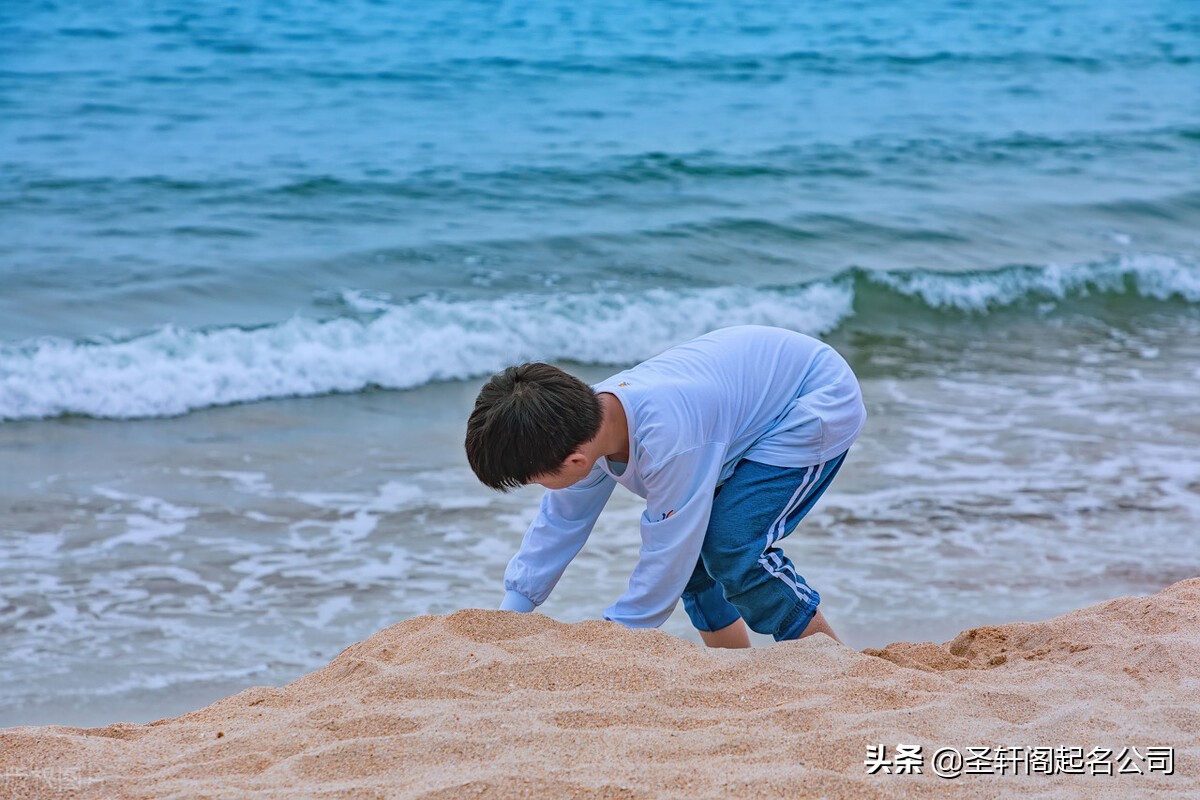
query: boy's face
[{"left": 528, "top": 451, "right": 593, "bottom": 490}]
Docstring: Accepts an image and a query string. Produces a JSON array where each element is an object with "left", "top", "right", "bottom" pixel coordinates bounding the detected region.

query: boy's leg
[
  {"left": 698, "top": 617, "right": 751, "bottom": 648},
  {"left": 702, "top": 452, "right": 847, "bottom": 642},
  {"left": 680, "top": 555, "right": 746, "bottom": 647},
  {"left": 798, "top": 608, "right": 842, "bottom": 643}
]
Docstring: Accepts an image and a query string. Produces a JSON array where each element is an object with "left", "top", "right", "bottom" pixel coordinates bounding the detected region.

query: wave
[
  {"left": 8, "top": 129, "right": 1196, "bottom": 210},
  {"left": 282, "top": 49, "right": 1196, "bottom": 83},
  {"left": 1, "top": 255, "right": 1196, "bottom": 421},
  {"left": 865, "top": 254, "right": 1200, "bottom": 311}
]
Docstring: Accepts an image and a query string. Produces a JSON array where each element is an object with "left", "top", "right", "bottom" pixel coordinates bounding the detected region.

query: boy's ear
[{"left": 563, "top": 451, "right": 590, "bottom": 472}]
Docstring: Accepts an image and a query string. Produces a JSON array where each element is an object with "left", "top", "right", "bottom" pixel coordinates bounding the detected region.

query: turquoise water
[
  {"left": 1, "top": 1, "right": 1199, "bottom": 725},
  {"left": 3, "top": 1, "right": 1198, "bottom": 361}
]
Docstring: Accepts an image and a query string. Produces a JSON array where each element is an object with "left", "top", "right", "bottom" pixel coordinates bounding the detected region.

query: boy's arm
[
  {"left": 501, "top": 463, "right": 617, "bottom": 612},
  {"left": 603, "top": 442, "right": 726, "bottom": 628}
]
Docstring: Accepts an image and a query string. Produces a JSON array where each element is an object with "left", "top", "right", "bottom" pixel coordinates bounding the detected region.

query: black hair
[{"left": 464, "top": 362, "right": 602, "bottom": 491}]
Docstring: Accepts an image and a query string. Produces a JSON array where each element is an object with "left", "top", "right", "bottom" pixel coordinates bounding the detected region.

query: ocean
[{"left": 2, "top": 0, "right": 1198, "bottom": 726}]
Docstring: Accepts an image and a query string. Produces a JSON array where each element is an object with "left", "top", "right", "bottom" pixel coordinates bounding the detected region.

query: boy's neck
[{"left": 595, "top": 392, "right": 630, "bottom": 463}]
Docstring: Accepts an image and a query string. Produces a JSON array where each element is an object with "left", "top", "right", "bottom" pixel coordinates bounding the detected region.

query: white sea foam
[
  {"left": 1, "top": 255, "right": 1195, "bottom": 420},
  {"left": 0, "top": 281, "right": 853, "bottom": 420},
  {"left": 869, "top": 253, "right": 1200, "bottom": 311},
  {"left": 178, "top": 468, "right": 274, "bottom": 495}
]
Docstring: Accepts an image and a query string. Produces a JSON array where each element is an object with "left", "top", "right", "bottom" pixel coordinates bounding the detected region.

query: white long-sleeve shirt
[{"left": 499, "top": 325, "right": 866, "bottom": 627}]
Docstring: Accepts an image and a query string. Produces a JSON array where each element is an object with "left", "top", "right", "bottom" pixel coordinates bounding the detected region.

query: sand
[{"left": 3, "top": 580, "right": 1197, "bottom": 799}]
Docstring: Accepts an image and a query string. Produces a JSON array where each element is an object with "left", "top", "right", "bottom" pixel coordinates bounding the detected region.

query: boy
[{"left": 464, "top": 325, "right": 865, "bottom": 647}]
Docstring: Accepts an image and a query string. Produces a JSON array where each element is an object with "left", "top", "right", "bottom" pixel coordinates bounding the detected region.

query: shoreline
[{"left": 4, "top": 337, "right": 1199, "bottom": 729}]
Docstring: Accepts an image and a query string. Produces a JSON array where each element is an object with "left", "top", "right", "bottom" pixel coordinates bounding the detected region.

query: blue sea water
[
  {"left": 1, "top": 1, "right": 1199, "bottom": 725},
  {"left": 3, "top": 0, "right": 1199, "bottom": 382}
]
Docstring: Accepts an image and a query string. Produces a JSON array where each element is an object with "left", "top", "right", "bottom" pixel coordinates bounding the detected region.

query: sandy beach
[
  {"left": 5, "top": 3, "right": 1199, "bottom": 798},
  {"left": 3, "top": 578, "right": 1195, "bottom": 799}
]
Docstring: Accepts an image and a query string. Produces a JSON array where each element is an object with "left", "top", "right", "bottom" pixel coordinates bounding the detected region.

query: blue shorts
[{"left": 680, "top": 451, "right": 847, "bottom": 641}]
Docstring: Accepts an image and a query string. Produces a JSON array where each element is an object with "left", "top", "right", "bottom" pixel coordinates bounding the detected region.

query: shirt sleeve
[
  {"left": 500, "top": 462, "right": 617, "bottom": 611},
  {"left": 602, "top": 441, "right": 726, "bottom": 628}
]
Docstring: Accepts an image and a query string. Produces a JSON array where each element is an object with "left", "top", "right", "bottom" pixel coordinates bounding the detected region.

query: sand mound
[{"left": 3, "top": 580, "right": 1198, "bottom": 799}]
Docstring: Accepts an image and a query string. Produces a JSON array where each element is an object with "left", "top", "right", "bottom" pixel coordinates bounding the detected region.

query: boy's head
[{"left": 465, "top": 362, "right": 602, "bottom": 491}]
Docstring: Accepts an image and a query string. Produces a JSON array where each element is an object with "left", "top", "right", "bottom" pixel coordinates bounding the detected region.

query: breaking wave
[{"left": 1, "top": 254, "right": 1195, "bottom": 420}]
